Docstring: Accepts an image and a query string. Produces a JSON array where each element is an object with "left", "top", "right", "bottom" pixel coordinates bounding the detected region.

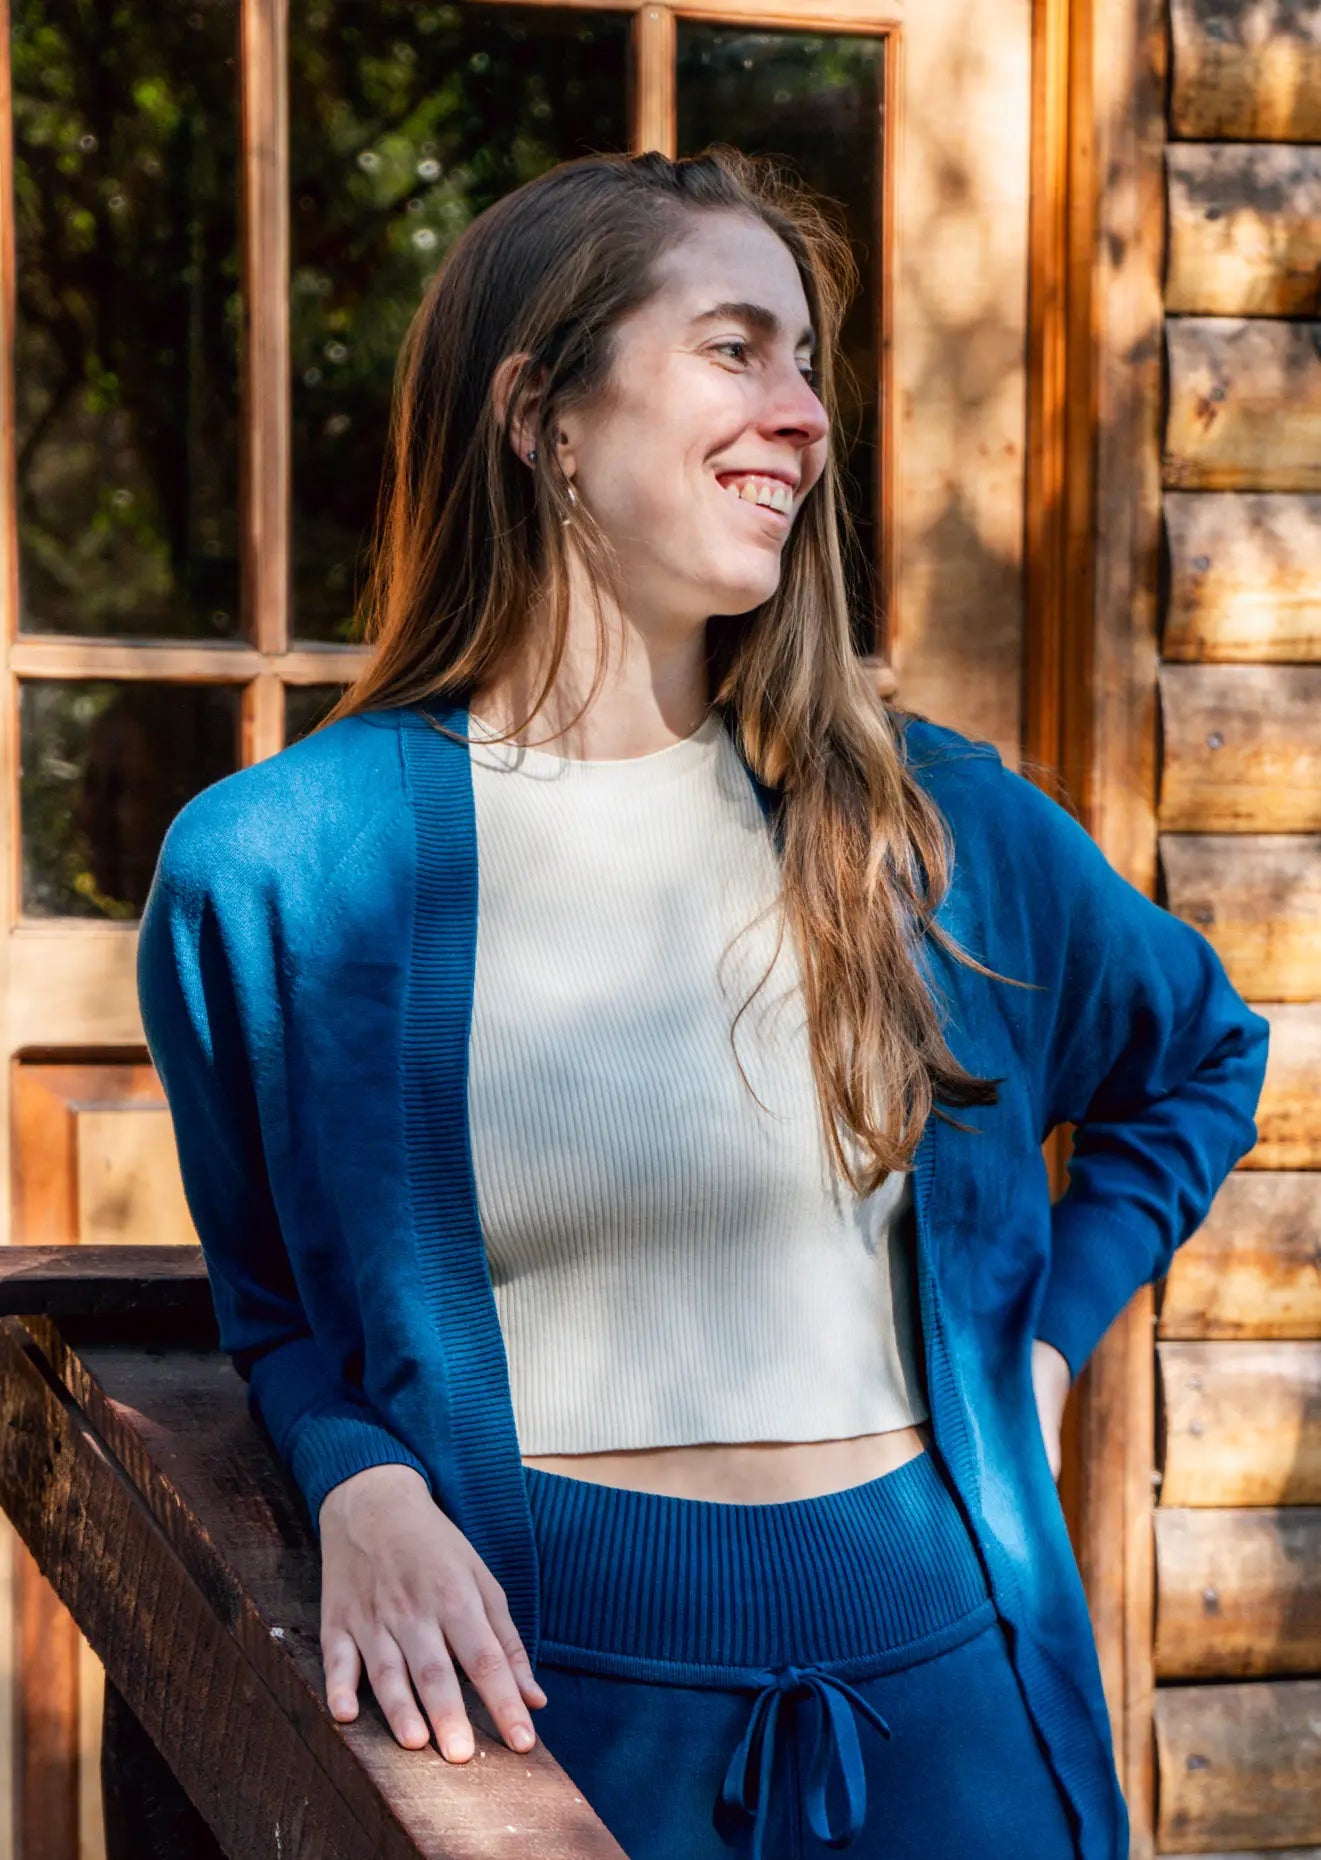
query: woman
[{"left": 136, "top": 148, "right": 1268, "bottom": 1859}]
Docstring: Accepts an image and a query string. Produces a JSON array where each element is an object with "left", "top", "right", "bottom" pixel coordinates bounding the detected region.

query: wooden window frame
[{"left": 0, "top": 0, "right": 900, "bottom": 866}]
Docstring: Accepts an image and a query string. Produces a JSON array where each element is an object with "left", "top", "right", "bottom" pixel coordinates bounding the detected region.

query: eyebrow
[{"left": 689, "top": 300, "right": 817, "bottom": 351}]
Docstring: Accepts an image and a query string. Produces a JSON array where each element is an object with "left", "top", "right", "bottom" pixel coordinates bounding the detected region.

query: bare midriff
[{"left": 521, "top": 1419, "right": 933, "bottom": 1504}]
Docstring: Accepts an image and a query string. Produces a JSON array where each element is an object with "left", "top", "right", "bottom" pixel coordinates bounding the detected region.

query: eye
[{"left": 711, "top": 339, "right": 819, "bottom": 388}]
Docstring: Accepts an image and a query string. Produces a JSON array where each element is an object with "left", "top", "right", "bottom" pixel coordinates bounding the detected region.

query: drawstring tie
[{"left": 719, "top": 1661, "right": 892, "bottom": 1857}]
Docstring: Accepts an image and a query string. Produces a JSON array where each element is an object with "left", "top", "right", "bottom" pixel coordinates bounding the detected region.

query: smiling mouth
[{"left": 714, "top": 477, "right": 795, "bottom": 532}]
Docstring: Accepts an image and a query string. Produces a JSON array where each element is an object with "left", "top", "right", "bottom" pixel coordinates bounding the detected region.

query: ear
[{"left": 491, "top": 351, "right": 546, "bottom": 467}]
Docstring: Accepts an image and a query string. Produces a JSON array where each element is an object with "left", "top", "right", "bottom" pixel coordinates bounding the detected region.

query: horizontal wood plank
[
  {"left": 1164, "top": 491, "right": 1321, "bottom": 662},
  {"left": 493, "top": 0, "right": 906, "bottom": 18},
  {"left": 1250, "top": 1005, "right": 1321, "bottom": 1172},
  {"left": 1165, "top": 318, "right": 1321, "bottom": 492},
  {"left": 1166, "top": 144, "right": 1321, "bottom": 317},
  {"left": 0, "top": 1246, "right": 210, "bottom": 1318},
  {"left": 14, "top": 1316, "right": 625, "bottom": 1858},
  {"left": 9, "top": 640, "right": 367, "bottom": 684},
  {"left": 1154, "top": 1507, "right": 1321, "bottom": 1677},
  {"left": 1161, "top": 834, "right": 1321, "bottom": 999},
  {"left": 1169, "top": 0, "right": 1321, "bottom": 141},
  {"left": 1155, "top": 1680, "right": 1321, "bottom": 1851},
  {"left": 1161, "top": 1172, "right": 1321, "bottom": 1339},
  {"left": 1158, "top": 664, "right": 1321, "bottom": 832},
  {"left": 1159, "top": 1340, "right": 1321, "bottom": 1506},
  {"left": 1183, "top": 1850, "right": 1321, "bottom": 1859}
]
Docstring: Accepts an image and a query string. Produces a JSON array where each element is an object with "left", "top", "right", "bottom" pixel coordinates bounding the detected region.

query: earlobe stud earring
[{"left": 528, "top": 448, "right": 537, "bottom": 462}]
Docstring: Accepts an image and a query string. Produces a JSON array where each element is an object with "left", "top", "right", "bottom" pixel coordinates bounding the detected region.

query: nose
[{"left": 760, "top": 361, "right": 830, "bottom": 456}]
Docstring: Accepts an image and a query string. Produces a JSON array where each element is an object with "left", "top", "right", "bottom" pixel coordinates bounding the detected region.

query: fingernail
[{"left": 510, "top": 1725, "right": 534, "bottom": 1751}]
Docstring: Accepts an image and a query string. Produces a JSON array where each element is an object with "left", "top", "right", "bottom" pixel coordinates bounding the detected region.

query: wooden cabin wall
[{"left": 1078, "top": 0, "right": 1321, "bottom": 1851}]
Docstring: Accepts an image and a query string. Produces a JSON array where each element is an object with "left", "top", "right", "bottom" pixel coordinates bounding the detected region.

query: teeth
[{"left": 721, "top": 474, "right": 793, "bottom": 514}]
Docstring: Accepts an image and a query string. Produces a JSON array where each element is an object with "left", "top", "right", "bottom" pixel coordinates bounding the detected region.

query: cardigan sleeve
[
  {"left": 995, "top": 764, "right": 1271, "bottom": 1383},
  {"left": 136, "top": 810, "right": 434, "bottom": 1535}
]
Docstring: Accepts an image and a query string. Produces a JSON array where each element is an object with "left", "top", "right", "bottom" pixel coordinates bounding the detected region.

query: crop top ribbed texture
[{"left": 465, "top": 704, "right": 930, "bottom": 1455}]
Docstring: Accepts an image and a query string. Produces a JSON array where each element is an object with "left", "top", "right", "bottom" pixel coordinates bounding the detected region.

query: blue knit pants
[{"left": 524, "top": 1448, "right": 1080, "bottom": 1859}]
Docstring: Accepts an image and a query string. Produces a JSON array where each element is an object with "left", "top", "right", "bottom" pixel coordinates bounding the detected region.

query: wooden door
[{"left": 0, "top": 0, "right": 1037, "bottom": 1852}]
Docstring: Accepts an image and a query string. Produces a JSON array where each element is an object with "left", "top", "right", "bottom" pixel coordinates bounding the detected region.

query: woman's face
[{"left": 559, "top": 211, "right": 830, "bottom": 633}]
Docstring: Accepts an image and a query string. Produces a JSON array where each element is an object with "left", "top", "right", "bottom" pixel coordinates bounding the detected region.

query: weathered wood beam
[
  {"left": 1169, "top": 0, "right": 1321, "bottom": 141},
  {"left": 1164, "top": 492, "right": 1321, "bottom": 663},
  {"left": 1166, "top": 145, "right": 1321, "bottom": 316},
  {"left": 0, "top": 1316, "right": 622, "bottom": 1858},
  {"left": 1158, "top": 664, "right": 1321, "bottom": 832},
  {"left": 1160, "top": 1171, "right": 1321, "bottom": 1339},
  {"left": 1161, "top": 835, "right": 1321, "bottom": 1000},
  {"left": 1159, "top": 1340, "right": 1321, "bottom": 1506},
  {"left": 1165, "top": 319, "right": 1321, "bottom": 492},
  {"left": 1155, "top": 1680, "right": 1321, "bottom": 1850},
  {"left": 1154, "top": 1507, "right": 1321, "bottom": 1677},
  {"left": 0, "top": 1245, "right": 211, "bottom": 1318}
]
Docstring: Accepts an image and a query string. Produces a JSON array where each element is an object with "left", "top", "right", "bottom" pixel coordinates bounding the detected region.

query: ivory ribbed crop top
[{"left": 465, "top": 704, "right": 930, "bottom": 1455}]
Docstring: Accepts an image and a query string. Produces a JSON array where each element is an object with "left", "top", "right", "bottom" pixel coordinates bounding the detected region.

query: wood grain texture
[
  {"left": 1155, "top": 1680, "right": 1321, "bottom": 1851},
  {"left": 1169, "top": 0, "right": 1321, "bottom": 140},
  {"left": 1165, "top": 318, "right": 1321, "bottom": 492},
  {"left": 1251, "top": 1005, "right": 1321, "bottom": 1172},
  {"left": 1181, "top": 1850, "right": 1321, "bottom": 1859},
  {"left": 15, "top": 1538, "right": 78, "bottom": 1860},
  {"left": 1166, "top": 144, "right": 1321, "bottom": 316},
  {"left": 240, "top": 0, "right": 290, "bottom": 673},
  {"left": 1154, "top": 1507, "right": 1321, "bottom": 1677},
  {"left": 630, "top": 5, "right": 675, "bottom": 155},
  {"left": 882, "top": 0, "right": 1030, "bottom": 765},
  {"left": 7, "top": 640, "right": 369, "bottom": 682},
  {"left": 1159, "top": 1340, "right": 1321, "bottom": 1506},
  {"left": 1160, "top": 1172, "right": 1321, "bottom": 1339},
  {"left": 1158, "top": 664, "right": 1321, "bottom": 831},
  {"left": 1163, "top": 491, "right": 1321, "bottom": 662},
  {"left": 1161, "top": 834, "right": 1321, "bottom": 999},
  {"left": 0, "top": 1315, "right": 624, "bottom": 1858},
  {"left": 0, "top": 1245, "right": 210, "bottom": 1320},
  {"left": 1074, "top": 0, "right": 1168, "bottom": 1842},
  {"left": 101, "top": 1678, "right": 227, "bottom": 1860}
]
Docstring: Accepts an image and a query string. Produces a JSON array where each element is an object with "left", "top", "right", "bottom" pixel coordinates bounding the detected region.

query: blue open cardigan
[{"left": 136, "top": 698, "right": 1268, "bottom": 1859}]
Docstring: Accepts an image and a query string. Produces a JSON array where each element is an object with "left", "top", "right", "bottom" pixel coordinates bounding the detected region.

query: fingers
[
  {"left": 322, "top": 1625, "right": 362, "bottom": 1722},
  {"left": 323, "top": 1603, "right": 544, "bottom": 1761},
  {"left": 411, "top": 1603, "right": 538, "bottom": 1758},
  {"left": 387, "top": 1623, "right": 476, "bottom": 1757},
  {"left": 473, "top": 1566, "right": 548, "bottom": 1711},
  {"left": 354, "top": 1622, "right": 438, "bottom": 1751}
]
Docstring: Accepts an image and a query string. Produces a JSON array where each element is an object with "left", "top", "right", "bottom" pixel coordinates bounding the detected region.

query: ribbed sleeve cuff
[
  {"left": 1035, "top": 1195, "right": 1161, "bottom": 1382},
  {"left": 290, "top": 1415, "right": 433, "bottom": 1538}
]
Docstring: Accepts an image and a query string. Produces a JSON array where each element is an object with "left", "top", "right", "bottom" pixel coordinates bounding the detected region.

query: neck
[{"left": 471, "top": 579, "right": 712, "bottom": 761}]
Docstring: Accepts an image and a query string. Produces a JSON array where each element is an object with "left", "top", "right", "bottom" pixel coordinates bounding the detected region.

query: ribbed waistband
[{"left": 525, "top": 1445, "right": 993, "bottom": 1674}]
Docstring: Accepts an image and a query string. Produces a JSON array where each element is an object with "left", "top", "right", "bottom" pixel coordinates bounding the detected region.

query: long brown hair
[{"left": 315, "top": 146, "right": 1019, "bottom": 1196}]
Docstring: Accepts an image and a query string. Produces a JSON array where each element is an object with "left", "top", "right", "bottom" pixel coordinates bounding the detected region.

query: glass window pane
[
  {"left": 677, "top": 28, "right": 886, "bottom": 654},
  {"left": 289, "top": 3, "right": 631, "bottom": 643},
  {"left": 284, "top": 682, "right": 344, "bottom": 745},
  {"left": 11, "top": 2, "right": 243, "bottom": 640},
  {"left": 20, "top": 681, "right": 240, "bottom": 918}
]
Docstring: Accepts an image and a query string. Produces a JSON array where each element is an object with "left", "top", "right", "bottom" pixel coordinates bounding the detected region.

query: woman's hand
[
  {"left": 1030, "top": 1338, "right": 1073, "bottom": 1483},
  {"left": 318, "top": 1463, "right": 548, "bottom": 1762}
]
